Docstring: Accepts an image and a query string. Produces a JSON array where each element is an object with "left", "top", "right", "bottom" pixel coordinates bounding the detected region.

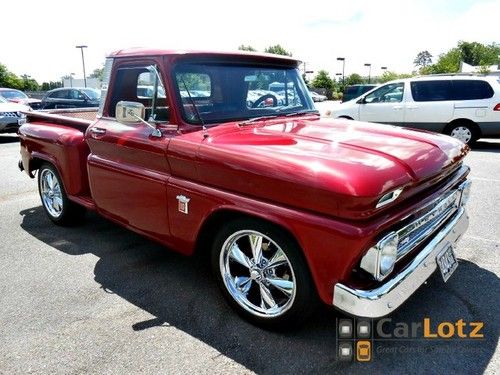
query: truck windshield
[{"left": 173, "top": 63, "right": 314, "bottom": 125}]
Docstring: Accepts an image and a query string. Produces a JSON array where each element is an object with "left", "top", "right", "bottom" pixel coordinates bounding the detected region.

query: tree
[
  {"left": 414, "top": 51, "right": 432, "bottom": 68},
  {"left": 311, "top": 70, "right": 334, "bottom": 90},
  {"left": 264, "top": 44, "right": 292, "bottom": 56},
  {"left": 346, "top": 73, "right": 363, "bottom": 85},
  {"left": 423, "top": 41, "right": 500, "bottom": 74},
  {"left": 379, "top": 71, "right": 413, "bottom": 83},
  {"left": 238, "top": 45, "right": 256, "bottom": 52},
  {"left": 90, "top": 67, "right": 104, "bottom": 80}
]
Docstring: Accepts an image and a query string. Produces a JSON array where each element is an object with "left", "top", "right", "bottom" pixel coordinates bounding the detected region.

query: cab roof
[{"left": 108, "top": 48, "right": 301, "bottom": 65}]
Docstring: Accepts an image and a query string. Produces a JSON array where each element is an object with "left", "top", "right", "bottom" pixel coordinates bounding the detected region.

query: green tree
[
  {"left": 90, "top": 67, "right": 104, "bottom": 80},
  {"left": 264, "top": 44, "right": 292, "bottom": 56},
  {"left": 424, "top": 41, "right": 500, "bottom": 74},
  {"left": 346, "top": 73, "right": 363, "bottom": 85},
  {"left": 311, "top": 70, "right": 334, "bottom": 90},
  {"left": 414, "top": 50, "right": 433, "bottom": 68},
  {"left": 379, "top": 71, "right": 413, "bottom": 83},
  {"left": 0, "top": 63, "right": 23, "bottom": 89},
  {"left": 238, "top": 45, "right": 257, "bottom": 52}
]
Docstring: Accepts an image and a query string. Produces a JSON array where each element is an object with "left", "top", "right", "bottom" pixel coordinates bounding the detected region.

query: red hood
[{"left": 173, "top": 116, "right": 468, "bottom": 219}]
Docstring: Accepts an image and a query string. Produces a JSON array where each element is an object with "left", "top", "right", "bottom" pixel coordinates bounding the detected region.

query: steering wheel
[{"left": 251, "top": 93, "right": 278, "bottom": 108}]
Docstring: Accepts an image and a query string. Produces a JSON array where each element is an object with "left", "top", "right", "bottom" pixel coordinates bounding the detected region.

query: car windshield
[
  {"left": 81, "top": 88, "right": 101, "bottom": 100},
  {"left": 173, "top": 63, "right": 314, "bottom": 125},
  {"left": 1, "top": 90, "right": 28, "bottom": 99}
]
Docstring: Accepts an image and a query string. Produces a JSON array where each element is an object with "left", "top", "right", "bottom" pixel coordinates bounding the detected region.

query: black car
[
  {"left": 342, "top": 84, "right": 377, "bottom": 102},
  {"left": 41, "top": 88, "right": 101, "bottom": 109}
]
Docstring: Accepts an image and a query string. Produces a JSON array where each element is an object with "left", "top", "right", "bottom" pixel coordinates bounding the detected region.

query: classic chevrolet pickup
[{"left": 18, "top": 49, "right": 471, "bottom": 328}]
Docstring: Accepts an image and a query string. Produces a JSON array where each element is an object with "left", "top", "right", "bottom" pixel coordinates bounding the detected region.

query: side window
[
  {"left": 411, "top": 80, "right": 452, "bottom": 102},
  {"left": 108, "top": 65, "right": 169, "bottom": 122},
  {"left": 451, "top": 80, "right": 494, "bottom": 100},
  {"left": 50, "top": 90, "right": 68, "bottom": 99},
  {"left": 364, "top": 83, "right": 404, "bottom": 103},
  {"left": 69, "top": 90, "right": 85, "bottom": 100}
]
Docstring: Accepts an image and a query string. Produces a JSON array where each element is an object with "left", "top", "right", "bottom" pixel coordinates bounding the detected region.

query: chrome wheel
[
  {"left": 219, "top": 230, "right": 296, "bottom": 318},
  {"left": 40, "top": 168, "right": 63, "bottom": 218},
  {"left": 450, "top": 126, "right": 472, "bottom": 144}
]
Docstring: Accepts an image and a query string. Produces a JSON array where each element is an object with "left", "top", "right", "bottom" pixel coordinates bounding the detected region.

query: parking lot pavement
[{"left": 0, "top": 134, "right": 498, "bottom": 374}]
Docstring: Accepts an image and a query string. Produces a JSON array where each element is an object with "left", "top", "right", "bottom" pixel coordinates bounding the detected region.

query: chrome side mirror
[
  {"left": 116, "top": 101, "right": 145, "bottom": 124},
  {"left": 115, "top": 101, "right": 161, "bottom": 138}
]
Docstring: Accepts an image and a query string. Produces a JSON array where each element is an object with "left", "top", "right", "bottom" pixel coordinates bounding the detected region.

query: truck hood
[{"left": 193, "top": 116, "right": 468, "bottom": 219}]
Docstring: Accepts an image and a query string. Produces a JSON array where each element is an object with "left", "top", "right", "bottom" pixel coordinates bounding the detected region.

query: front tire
[
  {"left": 211, "top": 218, "right": 317, "bottom": 329},
  {"left": 38, "top": 163, "right": 85, "bottom": 226}
]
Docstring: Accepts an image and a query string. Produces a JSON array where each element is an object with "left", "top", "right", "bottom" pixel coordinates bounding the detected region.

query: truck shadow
[
  {"left": 20, "top": 206, "right": 499, "bottom": 374},
  {"left": 473, "top": 140, "right": 500, "bottom": 153},
  {"left": 0, "top": 135, "right": 19, "bottom": 144}
]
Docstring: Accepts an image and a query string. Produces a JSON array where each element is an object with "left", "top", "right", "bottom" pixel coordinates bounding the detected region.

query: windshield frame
[{"left": 171, "top": 61, "right": 314, "bottom": 126}]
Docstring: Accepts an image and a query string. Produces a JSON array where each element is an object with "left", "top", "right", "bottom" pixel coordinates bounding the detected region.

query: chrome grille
[
  {"left": 0, "top": 112, "right": 20, "bottom": 118},
  {"left": 396, "top": 189, "right": 460, "bottom": 260}
]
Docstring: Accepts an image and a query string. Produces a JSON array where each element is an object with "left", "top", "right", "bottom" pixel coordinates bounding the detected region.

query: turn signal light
[{"left": 494, "top": 103, "right": 500, "bottom": 111}]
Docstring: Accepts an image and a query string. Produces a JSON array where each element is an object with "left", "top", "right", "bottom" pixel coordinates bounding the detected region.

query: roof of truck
[{"left": 108, "top": 48, "right": 300, "bottom": 64}]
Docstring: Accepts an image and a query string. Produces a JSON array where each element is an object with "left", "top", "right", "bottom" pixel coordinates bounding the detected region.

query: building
[{"left": 460, "top": 61, "right": 500, "bottom": 76}]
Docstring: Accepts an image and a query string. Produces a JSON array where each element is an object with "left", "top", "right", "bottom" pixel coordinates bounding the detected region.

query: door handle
[
  {"left": 393, "top": 105, "right": 403, "bottom": 110},
  {"left": 90, "top": 127, "right": 106, "bottom": 136},
  {"left": 407, "top": 105, "right": 419, "bottom": 109}
]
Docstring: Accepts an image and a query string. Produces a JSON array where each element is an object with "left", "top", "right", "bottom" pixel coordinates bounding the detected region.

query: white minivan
[{"left": 326, "top": 75, "right": 500, "bottom": 145}]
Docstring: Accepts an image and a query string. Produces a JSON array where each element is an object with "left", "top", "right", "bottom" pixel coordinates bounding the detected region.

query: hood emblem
[{"left": 176, "top": 195, "right": 191, "bottom": 214}]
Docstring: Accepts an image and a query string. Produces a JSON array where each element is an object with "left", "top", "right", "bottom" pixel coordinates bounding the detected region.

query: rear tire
[
  {"left": 38, "top": 163, "right": 85, "bottom": 226},
  {"left": 446, "top": 122, "right": 478, "bottom": 146},
  {"left": 211, "top": 217, "right": 318, "bottom": 329}
]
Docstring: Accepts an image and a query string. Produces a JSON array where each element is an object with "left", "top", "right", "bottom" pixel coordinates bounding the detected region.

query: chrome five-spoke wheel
[
  {"left": 40, "top": 168, "right": 64, "bottom": 218},
  {"left": 220, "top": 230, "right": 296, "bottom": 318},
  {"left": 212, "top": 218, "right": 316, "bottom": 328}
]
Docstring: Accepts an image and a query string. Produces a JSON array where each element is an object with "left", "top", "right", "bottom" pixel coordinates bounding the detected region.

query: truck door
[
  {"left": 86, "top": 61, "right": 173, "bottom": 240},
  {"left": 358, "top": 82, "right": 406, "bottom": 125}
]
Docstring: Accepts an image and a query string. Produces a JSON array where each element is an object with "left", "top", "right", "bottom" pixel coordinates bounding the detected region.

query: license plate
[{"left": 436, "top": 246, "right": 458, "bottom": 282}]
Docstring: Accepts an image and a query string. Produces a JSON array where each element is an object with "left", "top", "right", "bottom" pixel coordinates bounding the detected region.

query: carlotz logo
[
  {"left": 336, "top": 318, "right": 485, "bottom": 362},
  {"left": 337, "top": 319, "right": 373, "bottom": 362}
]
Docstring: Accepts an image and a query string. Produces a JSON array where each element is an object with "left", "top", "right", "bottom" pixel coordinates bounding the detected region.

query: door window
[
  {"left": 107, "top": 65, "right": 169, "bottom": 122},
  {"left": 364, "top": 83, "right": 404, "bottom": 103}
]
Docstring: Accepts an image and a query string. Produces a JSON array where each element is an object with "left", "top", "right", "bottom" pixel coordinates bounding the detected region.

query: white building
[{"left": 63, "top": 78, "right": 101, "bottom": 89}]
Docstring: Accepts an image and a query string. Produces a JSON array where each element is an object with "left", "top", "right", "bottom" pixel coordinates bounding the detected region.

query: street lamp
[
  {"left": 337, "top": 57, "right": 345, "bottom": 87},
  {"left": 364, "top": 63, "right": 372, "bottom": 84},
  {"left": 75, "top": 45, "right": 88, "bottom": 88}
]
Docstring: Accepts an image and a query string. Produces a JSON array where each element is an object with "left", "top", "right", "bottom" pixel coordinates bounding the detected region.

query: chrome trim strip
[
  {"left": 333, "top": 207, "right": 469, "bottom": 318},
  {"left": 396, "top": 189, "right": 460, "bottom": 260}
]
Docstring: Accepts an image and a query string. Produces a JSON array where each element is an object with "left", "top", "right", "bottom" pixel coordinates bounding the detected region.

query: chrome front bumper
[{"left": 333, "top": 207, "right": 469, "bottom": 318}]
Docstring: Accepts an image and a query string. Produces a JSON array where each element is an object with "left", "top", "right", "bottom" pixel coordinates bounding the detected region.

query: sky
[{"left": 1, "top": 0, "right": 498, "bottom": 83}]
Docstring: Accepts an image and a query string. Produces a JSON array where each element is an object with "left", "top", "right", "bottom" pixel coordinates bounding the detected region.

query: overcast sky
[{"left": 2, "top": 0, "right": 498, "bottom": 83}]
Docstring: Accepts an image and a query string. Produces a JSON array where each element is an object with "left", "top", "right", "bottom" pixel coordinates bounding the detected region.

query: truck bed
[{"left": 24, "top": 108, "right": 97, "bottom": 132}]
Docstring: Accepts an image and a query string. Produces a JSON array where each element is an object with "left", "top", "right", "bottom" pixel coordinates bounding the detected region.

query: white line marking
[
  {"left": 469, "top": 176, "right": 500, "bottom": 183},
  {"left": 464, "top": 235, "right": 500, "bottom": 245}
]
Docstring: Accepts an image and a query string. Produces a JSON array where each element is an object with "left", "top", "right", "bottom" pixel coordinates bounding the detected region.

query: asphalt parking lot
[{"left": 0, "top": 133, "right": 498, "bottom": 374}]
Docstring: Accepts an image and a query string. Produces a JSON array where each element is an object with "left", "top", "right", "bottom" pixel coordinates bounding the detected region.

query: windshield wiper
[
  {"left": 239, "top": 115, "right": 277, "bottom": 126},
  {"left": 284, "top": 109, "right": 320, "bottom": 117}
]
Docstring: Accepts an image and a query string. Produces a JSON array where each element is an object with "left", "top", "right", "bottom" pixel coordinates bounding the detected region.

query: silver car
[{"left": 0, "top": 97, "right": 28, "bottom": 134}]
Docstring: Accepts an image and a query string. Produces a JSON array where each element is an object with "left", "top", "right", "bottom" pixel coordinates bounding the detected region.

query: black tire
[
  {"left": 211, "top": 217, "right": 318, "bottom": 329},
  {"left": 445, "top": 122, "right": 479, "bottom": 146},
  {"left": 37, "top": 163, "right": 85, "bottom": 226}
]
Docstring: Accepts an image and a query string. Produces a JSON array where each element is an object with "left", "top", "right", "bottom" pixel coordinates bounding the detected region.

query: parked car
[
  {"left": 41, "top": 88, "right": 101, "bottom": 109},
  {"left": 0, "top": 96, "right": 28, "bottom": 133},
  {"left": 0, "top": 88, "right": 42, "bottom": 109},
  {"left": 19, "top": 49, "right": 471, "bottom": 329},
  {"left": 342, "top": 84, "right": 377, "bottom": 102},
  {"left": 328, "top": 76, "right": 500, "bottom": 145},
  {"left": 310, "top": 91, "right": 327, "bottom": 102}
]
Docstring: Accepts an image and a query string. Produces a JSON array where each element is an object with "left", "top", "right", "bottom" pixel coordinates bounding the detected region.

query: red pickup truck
[{"left": 18, "top": 48, "right": 471, "bottom": 328}]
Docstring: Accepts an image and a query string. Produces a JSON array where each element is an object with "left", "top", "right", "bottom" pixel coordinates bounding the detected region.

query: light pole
[
  {"left": 75, "top": 45, "right": 88, "bottom": 87},
  {"left": 337, "top": 57, "right": 345, "bottom": 87},
  {"left": 364, "top": 63, "right": 372, "bottom": 84}
]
